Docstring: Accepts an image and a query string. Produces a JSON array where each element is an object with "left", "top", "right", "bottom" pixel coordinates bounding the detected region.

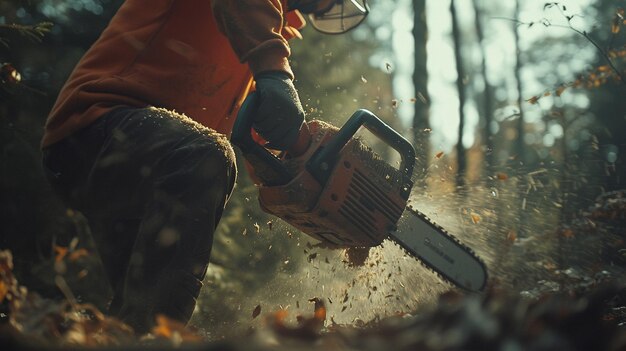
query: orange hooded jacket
[{"left": 42, "top": 0, "right": 304, "bottom": 148}]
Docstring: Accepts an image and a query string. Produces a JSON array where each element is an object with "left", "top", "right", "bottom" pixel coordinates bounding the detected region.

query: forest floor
[{"left": 1, "top": 192, "right": 625, "bottom": 351}]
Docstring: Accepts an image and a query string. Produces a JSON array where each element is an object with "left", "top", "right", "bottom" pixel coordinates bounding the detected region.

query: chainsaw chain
[{"left": 392, "top": 205, "right": 488, "bottom": 292}]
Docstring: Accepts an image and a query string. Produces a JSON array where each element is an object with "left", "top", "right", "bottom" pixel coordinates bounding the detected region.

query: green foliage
[{"left": 0, "top": 21, "right": 53, "bottom": 47}]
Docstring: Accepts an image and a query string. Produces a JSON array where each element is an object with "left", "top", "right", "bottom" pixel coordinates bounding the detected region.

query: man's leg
[{"left": 43, "top": 107, "right": 237, "bottom": 333}]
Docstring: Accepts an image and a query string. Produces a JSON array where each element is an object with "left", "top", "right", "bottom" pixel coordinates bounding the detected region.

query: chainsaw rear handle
[
  {"left": 307, "top": 109, "right": 416, "bottom": 185},
  {"left": 231, "top": 92, "right": 292, "bottom": 186}
]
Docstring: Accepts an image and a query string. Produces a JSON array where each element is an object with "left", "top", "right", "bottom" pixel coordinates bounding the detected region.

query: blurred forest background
[{"left": 1, "top": 0, "right": 625, "bottom": 342}]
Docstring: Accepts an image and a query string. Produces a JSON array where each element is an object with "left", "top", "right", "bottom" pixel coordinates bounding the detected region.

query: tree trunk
[
  {"left": 513, "top": 0, "right": 525, "bottom": 164},
  {"left": 412, "top": 0, "right": 430, "bottom": 183},
  {"left": 450, "top": 0, "right": 466, "bottom": 189},
  {"left": 471, "top": 0, "right": 495, "bottom": 175},
  {"left": 513, "top": 0, "right": 528, "bottom": 240}
]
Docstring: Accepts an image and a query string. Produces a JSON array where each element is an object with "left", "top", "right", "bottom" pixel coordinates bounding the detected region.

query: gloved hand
[{"left": 253, "top": 71, "right": 306, "bottom": 150}]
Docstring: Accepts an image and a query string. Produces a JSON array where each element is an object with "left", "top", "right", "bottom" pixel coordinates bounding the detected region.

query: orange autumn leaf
[
  {"left": 507, "top": 230, "right": 517, "bottom": 242},
  {"left": 612, "top": 23, "right": 621, "bottom": 34},
  {"left": 470, "top": 213, "right": 481, "bottom": 224},
  {"left": 310, "top": 298, "right": 326, "bottom": 322},
  {"left": 435, "top": 151, "right": 444, "bottom": 159},
  {"left": 612, "top": 10, "right": 623, "bottom": 34},
  {"left": 0, "top": 281, "right": 7, "bottom": 303},
  {"left": 54, "top": 245, "right": 68, "bottom": 263},
  {"left": 152, "top": 314, "right": 203, "bottom": 342},
  {"left": 496, "top": 172, "right": 508, "bottom": 181},
  {"left": 273, "top": 309, "right": 289, "bottom": 327},
  {"left": 153, "top": 315, "right": 174, "bottom": 338}
]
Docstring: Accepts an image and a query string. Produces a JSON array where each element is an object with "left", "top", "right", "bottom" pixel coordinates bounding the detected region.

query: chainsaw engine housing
[{"left": 258, "top": 119, "right": 414, "bottom": 247}]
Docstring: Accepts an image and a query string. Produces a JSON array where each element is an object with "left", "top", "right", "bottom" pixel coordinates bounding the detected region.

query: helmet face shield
[{"left": 308, "top": 0, "right": 369, "bottom": 35}]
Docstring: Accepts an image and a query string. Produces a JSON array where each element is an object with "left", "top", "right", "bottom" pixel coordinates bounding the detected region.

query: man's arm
[
  {"left": 211, "top": 0, "right": 306, "bottom": 151},
  {"left": 211, "top": 0, "right": 294, "bottom": 78}
]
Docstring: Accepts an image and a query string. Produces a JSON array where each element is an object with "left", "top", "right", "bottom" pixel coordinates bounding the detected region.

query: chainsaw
[{"left": 231, "top": 93, "right": 488, "bottom": 292}]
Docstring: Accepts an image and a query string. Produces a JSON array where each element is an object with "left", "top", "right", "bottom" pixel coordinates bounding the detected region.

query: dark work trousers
[{"left": 42, "top": 106, "right": 237, "bottom": 333}]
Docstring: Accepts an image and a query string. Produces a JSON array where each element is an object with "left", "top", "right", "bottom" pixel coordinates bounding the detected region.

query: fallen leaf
[
  {"left": 612, "top": 20, "right": 621, "bottom": 34},
  {"left": 68, "top": 248, "right": 89, "bottom": 262},
  {"left": 526, "top": 96, "right": 540, "bottom": 104},
  {"left": 152, "top": 314, "right": 203, "bottom": 343},
  {"left": 77, "top": 269, "right": 88, "bottom": 279},
  {"left": 435, "top": 151, "right": 444, "bottom": 159},
  {"left": 252, "top": 304, "right": 262, "bottom": 319},
  {"left": 561, "top": 228, "right": 575, "bottom": 238},
  {"left": 496, "top": 172, "right": 508, "bottom": 181},
  {"left": 54, "top": 245, "right": 68, "bottom": 263},
  {"left": 470, "top": 213, "right": 481, "bottom": 224},
  {"left": 309, "top": 298, "right": 326, "bottom": 323},
  {"left": 0, "top": 281, "right": 7, "bottom": 302},
  {"left": 507, "top": 230, "right": 517, "bottom": 242},
  {"left": 274, "top": 309, "right": 288, "bottom": 325},
  {"left": 544, "top": 261, "right": 557, "bottom": 270}
]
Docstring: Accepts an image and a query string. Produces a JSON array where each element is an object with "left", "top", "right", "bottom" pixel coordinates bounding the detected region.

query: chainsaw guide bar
[{"left": 390, "top": 205, "right": 488, "bottom": 292}]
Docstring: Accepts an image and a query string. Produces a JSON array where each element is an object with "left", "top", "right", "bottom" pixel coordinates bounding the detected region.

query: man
[{"left": 41, "top": 0, "right": 368, "bottom": 333}]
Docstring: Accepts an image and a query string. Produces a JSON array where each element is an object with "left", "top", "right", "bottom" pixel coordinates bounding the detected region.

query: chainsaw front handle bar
[
  {"left": 307, "top": 109, "right": 416, "bottom": 185},
  {"left": 232, "top": 93, "right": 416, "bottom": 187}
]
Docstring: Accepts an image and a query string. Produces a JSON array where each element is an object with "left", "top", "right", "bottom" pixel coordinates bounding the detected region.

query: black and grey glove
[{"left": 253, "top": 71, "right": 306, "bottom": 150}]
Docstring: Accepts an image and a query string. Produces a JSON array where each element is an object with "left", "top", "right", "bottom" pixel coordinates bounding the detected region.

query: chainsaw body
[{"left": 232, "top": 94, "right": 415, "bottom": 247}]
